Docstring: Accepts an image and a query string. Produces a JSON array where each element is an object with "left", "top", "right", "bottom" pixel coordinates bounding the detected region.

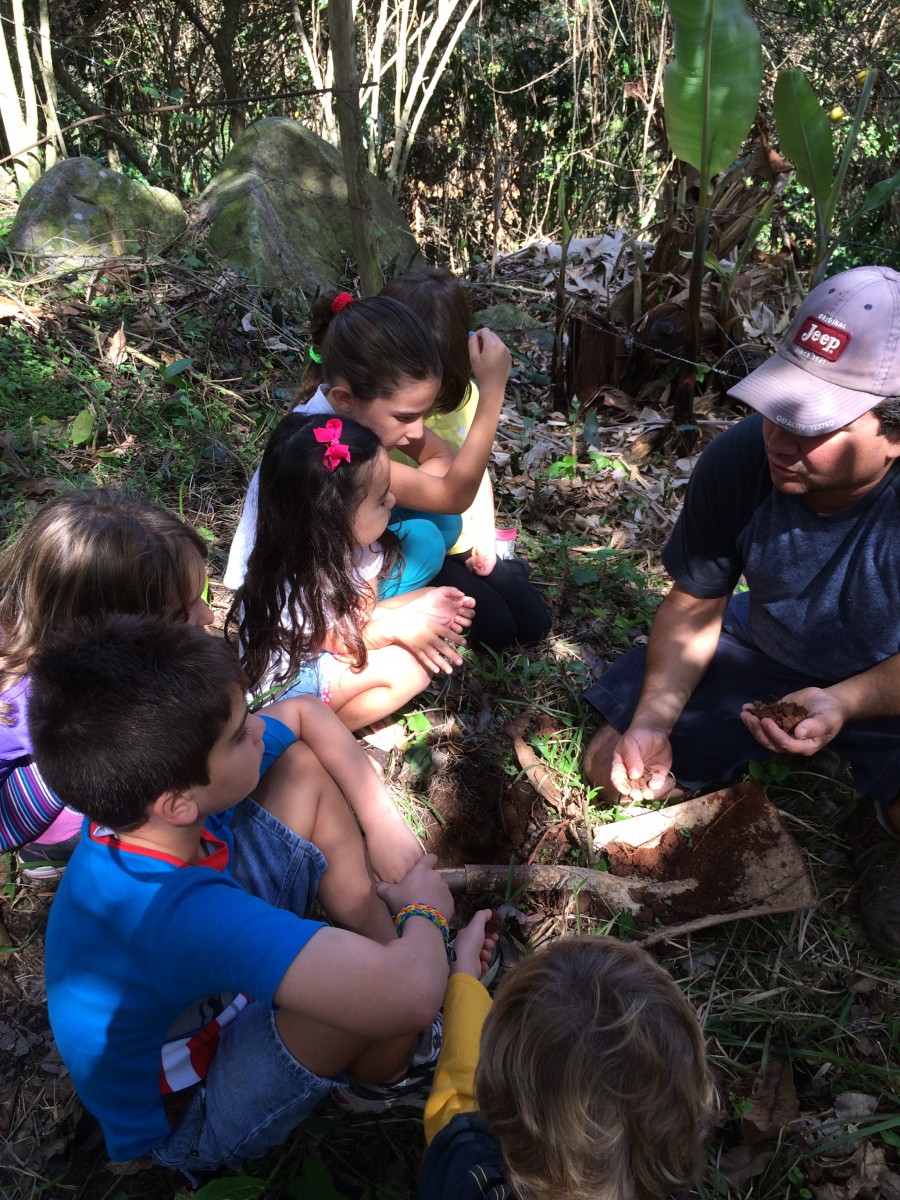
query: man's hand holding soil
[
  {"left": 741, "top": 688, "right": 844, "bottom": 755},
  {"left": 610, "top": 723, "right": 675, "bottom": 802}
]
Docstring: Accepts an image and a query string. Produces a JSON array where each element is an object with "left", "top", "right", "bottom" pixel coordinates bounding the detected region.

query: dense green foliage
[{"left": 0, "top": 0, "right": 896, "bottom": 270}]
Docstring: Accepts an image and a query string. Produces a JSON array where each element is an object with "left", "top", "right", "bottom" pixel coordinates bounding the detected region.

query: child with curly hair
[
  {"left": 227, "top": 413, "right": 474, "bottom": 728},
  {"left": 422, "top": 925, "right": 716, "bottom": 1200}
]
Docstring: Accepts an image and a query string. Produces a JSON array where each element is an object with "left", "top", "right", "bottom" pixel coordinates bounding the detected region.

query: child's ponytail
[{"left": 299, "top": 293, "right": 442, "bottom": 403}]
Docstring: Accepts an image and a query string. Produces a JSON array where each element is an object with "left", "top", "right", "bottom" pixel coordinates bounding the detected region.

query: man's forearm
[
  {"left": 826, "top": 652, "right": 900, "bottom": 722},
  {"left": 631, "top": 587, "right": 729, "bottom": 732}
]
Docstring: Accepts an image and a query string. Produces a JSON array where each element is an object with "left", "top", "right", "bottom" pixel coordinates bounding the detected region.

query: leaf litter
[{"left": 0, "top": 257, "right": 897, "bottom": 1199}]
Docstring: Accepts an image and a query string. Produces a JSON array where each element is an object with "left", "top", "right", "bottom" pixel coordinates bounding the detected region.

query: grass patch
[{"left": 1, "top": 259, "right": 897, "bottom": 1200}]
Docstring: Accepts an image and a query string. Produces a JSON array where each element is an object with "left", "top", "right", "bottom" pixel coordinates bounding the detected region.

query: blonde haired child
[
  {"left": 422, "top": 927, "right": 715, "bottom": 1200},
  {"left": 0, "top": 489, "right": 213, "bottom": 876}
]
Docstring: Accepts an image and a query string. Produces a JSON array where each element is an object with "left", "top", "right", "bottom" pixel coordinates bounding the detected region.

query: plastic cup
[{"left": 495, "top": 527, "right": 517, "bottom": 560}]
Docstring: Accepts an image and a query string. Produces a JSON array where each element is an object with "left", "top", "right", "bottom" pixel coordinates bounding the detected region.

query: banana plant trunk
[{"left": 663, "top": 0, "right": 762, "bottom": 450}]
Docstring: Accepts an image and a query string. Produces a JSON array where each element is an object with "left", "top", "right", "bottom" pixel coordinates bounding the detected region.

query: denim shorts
[
  {"left": 150, "top": 798, "right": 343, "bottom": 1180},
  {"left": 585, "top": 630, "right": 900, "bottom": 806},
  {"left": 277, "top": 653, "right": 333, "bottom": 706}
]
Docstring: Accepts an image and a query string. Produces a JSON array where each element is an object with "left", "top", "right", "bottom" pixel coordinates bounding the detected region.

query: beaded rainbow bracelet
[{"left": 394, "top": 903, "right": 456, "bottom": 962}]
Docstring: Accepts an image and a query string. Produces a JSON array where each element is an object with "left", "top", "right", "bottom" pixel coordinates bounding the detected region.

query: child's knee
[{"left": 251, "top": 740, "right": 326, "bottom": 835}]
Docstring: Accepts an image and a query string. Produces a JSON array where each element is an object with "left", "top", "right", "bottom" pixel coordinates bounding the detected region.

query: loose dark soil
[
  {"left": 602, "top": 780, "right": 783, "bottom": 928},
  {"left": 748, "top": 699, "right": 809, "bottom": 733},
  {"left": 420, "top": 759, "right": 541, "bottom": 867}
]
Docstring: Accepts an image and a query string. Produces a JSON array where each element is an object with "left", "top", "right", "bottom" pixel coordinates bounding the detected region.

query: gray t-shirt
[{"left": 663, "top": 413, "right": 900, "bottom": 682}]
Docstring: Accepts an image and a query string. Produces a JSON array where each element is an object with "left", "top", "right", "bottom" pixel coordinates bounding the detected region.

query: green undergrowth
[
  {"left": 1, "top": 265, "right": 897, "bottom": 1200},
  {"left": 0, "top": 260, "right": 308, "bottom": 551}
]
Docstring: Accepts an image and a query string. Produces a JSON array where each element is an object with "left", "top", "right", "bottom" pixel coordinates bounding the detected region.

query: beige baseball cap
[{"left": 728, "top": 266, "right": 900, "bottom": 435}]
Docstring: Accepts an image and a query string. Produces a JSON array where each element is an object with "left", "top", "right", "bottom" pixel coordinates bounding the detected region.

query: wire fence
[{"left": 2, "top": 5, "right": 898, "bottom": 390}]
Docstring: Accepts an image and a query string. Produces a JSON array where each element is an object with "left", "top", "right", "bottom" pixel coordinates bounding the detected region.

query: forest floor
[{"left": 0, "top": 241, "right": 897, "bottom": 1200}]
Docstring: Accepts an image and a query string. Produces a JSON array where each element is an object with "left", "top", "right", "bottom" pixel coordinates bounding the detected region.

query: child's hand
[
  {"left": 365, "top": 808, "right": 423, "bottom": 885},
  {"left": 450, "top": 910, "right": 498, "bottom": 979},
  {"left": 468, "top": 328, "right": 511, "bottom": 400},
  {"left": 465, "top": 544, "right": 496, "bottom": 576},
  {"left": 394, "top": 612, "right": 467, "bottom": 674},
  {"left": 376, "top": 852, "right": 454, "bottom": 921},
  {"left": 407, "top": 586, "right": 475, "bottom": 633}
]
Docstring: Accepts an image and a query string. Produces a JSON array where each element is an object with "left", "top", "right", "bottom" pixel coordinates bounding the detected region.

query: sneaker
[
  {"left": 846, "top": 802, "right": 900, "bottom": 959},
  {"left": 331, "top": 1014, "right": 443, "bottom": 1113},
  {"left": 480, "top": 939, "right": 502, "bottom": 989},
  {"left": 18, "top": 834, "right": 80, "bottom": 883}
]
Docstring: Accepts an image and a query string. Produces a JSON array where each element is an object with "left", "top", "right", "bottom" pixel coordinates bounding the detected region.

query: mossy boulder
[
  {"left": 476, "top": 302, "right": 554, "bottom": 349},
  {"left": 8, "top": 158, "right": 186, "bottom": 269},
  {"left": 196, "top": 117, "right": 418, "bottom": 290}
]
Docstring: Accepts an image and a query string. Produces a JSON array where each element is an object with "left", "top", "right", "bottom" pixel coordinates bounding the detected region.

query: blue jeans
[
  {"left": 150, "top": 799, "right": 343, "bottom": 1181},
  {"left": 273, "top": 653, "right": 332, "bottom": 702},
  {"left": 585, "top": 628, "right": 900, "bottom": 806}
]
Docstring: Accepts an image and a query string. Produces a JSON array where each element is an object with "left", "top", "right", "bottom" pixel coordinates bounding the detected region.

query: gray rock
[
  {"left": 196, "top": 117, "right": 418, "bottom": 291},
  {"left": 8, "top": 158, "right": 186, "bottom": 270},
  {"left": 475, "top": 302, "right": 554, "bottom": 349}
]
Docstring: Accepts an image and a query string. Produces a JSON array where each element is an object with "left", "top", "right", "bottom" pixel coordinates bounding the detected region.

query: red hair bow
[
  {"left": 314, "top": 418, "right": 351, "bottom": 472},
  {"left": 331, "top": 292, "right": 354, "bottom": 314}
]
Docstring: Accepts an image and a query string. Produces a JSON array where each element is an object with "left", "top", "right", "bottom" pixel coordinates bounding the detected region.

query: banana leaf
[
  {"left": 773, "top": 68, "right": 835, "bottom": 240},
  {"left": 663, "top": 0, "right": 762, "bottom": 177},
  {"left": 844, "top": 168, "right": 900, "bottom": 229}
]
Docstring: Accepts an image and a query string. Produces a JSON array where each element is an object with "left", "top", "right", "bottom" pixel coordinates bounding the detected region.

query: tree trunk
[
  {"left": 291, "top": 0, "right": 337, "bottom": 145},
  {"left": 173, "top": 0, "right": 246, "bottom": 145},
  {"left": 52, "top": 53, "right": 154, "bottom": 179},
  {"left": 37, "top": 0, "right": 64, "bottom": 167},
  {"left": 0, "top": 4, "right": 40, "bottom": 192},
  {"left": 386, "top": 0, "right": 480, "bottom": 194},
  {"left": 327, "top": 0, "right": 382, "bottom": 296}
]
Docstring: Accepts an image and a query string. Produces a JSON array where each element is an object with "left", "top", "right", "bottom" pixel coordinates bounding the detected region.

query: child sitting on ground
[
  {"left": 382, "top": 266, "right": 551, "bottom": 653},
  {"left": 421, "top": 920, "right": 715, "bottom": 1199},
  {"left": 226, "top": 413, "right": 474, "bottom": 726},
  {"left": 0, "top": 489, "right": 214, "bottom": 881},
  {"left": 224, "top": 293, "right": 511, "bottom": 599},
  {"left": 29, "top": 613, "right": 463, "bottom": 1177}
]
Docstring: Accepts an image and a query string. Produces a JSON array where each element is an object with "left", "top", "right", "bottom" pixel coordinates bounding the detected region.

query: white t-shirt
[{"left": 258, "top": 542, "right": 383, "bottom": 692}]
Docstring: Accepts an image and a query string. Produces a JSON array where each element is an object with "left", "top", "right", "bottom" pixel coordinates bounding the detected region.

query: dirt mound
[{"left": 602, "top": 780, "right": 801, "bottom": 928}]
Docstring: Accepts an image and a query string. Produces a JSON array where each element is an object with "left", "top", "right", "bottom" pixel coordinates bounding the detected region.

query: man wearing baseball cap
[{"left": 583, "top": 265, "right": 900, "bottom": 958}]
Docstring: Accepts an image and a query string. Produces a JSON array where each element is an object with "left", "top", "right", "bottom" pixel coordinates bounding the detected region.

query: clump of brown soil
[
  {"left": 627, "top": 767, "right": 655, "bottom": 790},
  {"left": 602, "top": 781, "right": 783, "bottom": 928},
  {"left": 748, "top": 699, "right": 809, "bottom": 733}
]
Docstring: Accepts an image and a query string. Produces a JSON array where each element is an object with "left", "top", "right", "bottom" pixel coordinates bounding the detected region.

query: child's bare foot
[{"left": 410, "top": 587, "right": 476, "bottom": 633}]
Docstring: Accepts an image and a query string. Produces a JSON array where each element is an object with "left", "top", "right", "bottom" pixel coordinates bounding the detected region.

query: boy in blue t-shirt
[{"left": 29, "top": 614, "right": 456, "bottom": 1178}]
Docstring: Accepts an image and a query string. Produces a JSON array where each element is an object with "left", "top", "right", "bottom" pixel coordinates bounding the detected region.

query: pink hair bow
[{"left": 314, "top": 418, "right": 351, "bottom": 472}]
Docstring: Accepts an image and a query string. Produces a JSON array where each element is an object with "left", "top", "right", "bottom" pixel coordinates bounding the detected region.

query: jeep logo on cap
[{"left": 795, "top": 317, "right": 850, "bottom": 362}]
